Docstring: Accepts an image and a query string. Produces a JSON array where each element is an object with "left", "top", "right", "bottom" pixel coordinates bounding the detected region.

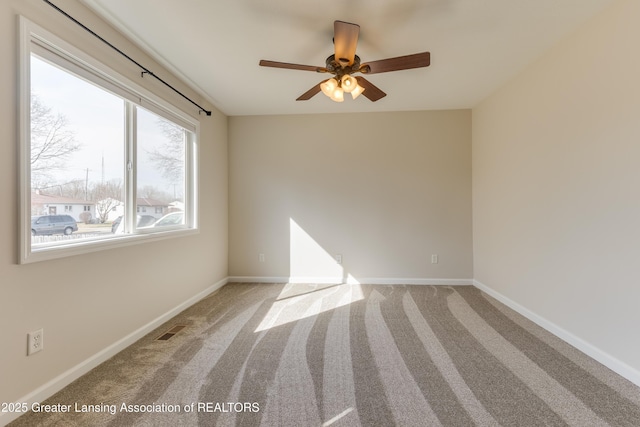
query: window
[{"left": 19, "top": 17, "right": 199, "bottom": 263}]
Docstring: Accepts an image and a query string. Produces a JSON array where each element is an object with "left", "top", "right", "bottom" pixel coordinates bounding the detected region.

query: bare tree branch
[
  {"left": 92, "top": 180, "right": 123, "bottom": 223},
  {"left": 30, "top": 94, "right": 80, "bottom": 186},
  {"left": 146, "top": 119, "right": 184, "bottom": 185}
]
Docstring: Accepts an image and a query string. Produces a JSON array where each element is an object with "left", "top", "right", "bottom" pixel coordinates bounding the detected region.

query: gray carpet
[{"left": 10, "top": 283, "right": 640, "bottom": 426}]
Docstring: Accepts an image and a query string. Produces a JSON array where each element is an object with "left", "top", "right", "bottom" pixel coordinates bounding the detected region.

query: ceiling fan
[{"left": 259, "top": 20, "right": 430, "bottom": 102}]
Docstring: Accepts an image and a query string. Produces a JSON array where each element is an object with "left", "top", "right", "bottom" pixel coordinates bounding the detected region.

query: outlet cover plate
[{"left": 27, "top": 328, "right": 44, "bottom": 355}]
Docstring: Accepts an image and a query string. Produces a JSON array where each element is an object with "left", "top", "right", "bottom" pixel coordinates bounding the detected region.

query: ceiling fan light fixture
[
  {"left": 341, "top": 74, "right": 357, "bottom": 93},
  {"left": 350, "top": 83, "right": 365, "bottom": 99},
  {"left": 330, "top": 86, "right": 344, "bottom": 102},
  {"left": 321, "top": 78, "right": 338, "bottom": 97}
]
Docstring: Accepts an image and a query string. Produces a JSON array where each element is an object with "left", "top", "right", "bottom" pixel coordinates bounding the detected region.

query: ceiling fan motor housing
[{"left": 325, "top": 54, "right": 363, "bottom": 78}]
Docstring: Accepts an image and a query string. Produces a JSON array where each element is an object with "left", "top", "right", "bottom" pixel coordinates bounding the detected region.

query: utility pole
[{"left": 85, "top": 168, "right": 89, "bottom": 200}]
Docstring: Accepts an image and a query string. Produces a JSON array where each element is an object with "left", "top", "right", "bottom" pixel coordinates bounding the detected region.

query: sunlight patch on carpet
[{"left": 255, "top": 283, "right": 363, "bottom": 332}]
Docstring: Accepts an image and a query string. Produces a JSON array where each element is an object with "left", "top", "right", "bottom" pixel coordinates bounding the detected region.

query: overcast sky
[{"left": 31, "top": 55, "right": 180, "bottom": 197}]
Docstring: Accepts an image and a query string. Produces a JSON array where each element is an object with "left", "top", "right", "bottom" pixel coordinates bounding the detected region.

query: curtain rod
[{"left": 42, "top": 0, "right": 212, "bottom": 116}]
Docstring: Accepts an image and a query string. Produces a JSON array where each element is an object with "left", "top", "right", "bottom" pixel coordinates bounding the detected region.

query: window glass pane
[
  {"left": 136, "top": 107, "right": 186, "bottom": 229},
  {"left": 30, "top": 54, "right": 125, "bottom": 246}
]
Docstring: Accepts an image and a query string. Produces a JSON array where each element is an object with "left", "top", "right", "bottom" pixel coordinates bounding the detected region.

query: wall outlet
[
  {"left": 27, "top": 328, "right": 44, "bottom": 355},
  {"left": 431, "top": 254, "right": 439, "bottom": 264},
  {"left": 336, "top": 254, "right": 343, "bottom": 264},
  {"left": 259, "top": 253, "right": 265, "bottom": 263}
]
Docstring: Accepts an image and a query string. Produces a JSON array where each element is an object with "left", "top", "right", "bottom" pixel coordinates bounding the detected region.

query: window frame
[{"left": 19, "top": 16, "right": 199, "bottom": 264}]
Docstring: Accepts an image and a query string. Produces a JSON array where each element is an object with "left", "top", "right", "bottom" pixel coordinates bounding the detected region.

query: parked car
[
  {"left": 111, "top": 216, "right": 122, "bottom": 233},
  {"left": 137, "top": 215, "right": 157, "bottom": 227},
  {"left": 146, "top": 211, "right": 184, "bottom": 228},
  {"left": 31, "top": 215, "right": 78, "bottom": 236},
  {"left": 112, "top": 215, "right": 158, "bottom": 234}
]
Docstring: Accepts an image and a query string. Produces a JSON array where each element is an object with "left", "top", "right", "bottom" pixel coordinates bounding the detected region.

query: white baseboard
[
  {"left": 473, "top": 279, "right": 640, "bottom": 388},
  {"left": 228, "top": 276, "right": 290, "bottom": 283},
  {"left": 228, "top": 276, "right": 473, "bottom": 286},
  {"left": 353, "top": 278, "right": 473, "bottom": 286},
  {"left": 0, "top": 277, "right": 229, "bottom": 427}
]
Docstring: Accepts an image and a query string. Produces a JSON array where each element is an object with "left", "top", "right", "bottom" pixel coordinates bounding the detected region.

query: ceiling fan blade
[
  {"left": 361, "top": 52, "right": 430, "bottom": 74},
  {"left": 296, "top": 81, "right": 327, "bottom": 101},
  {"left": 259, "top": 60, "right": 326, "bottom": 72},
  {"left": 333, "top": 21, "right": 360, "bottom": 66},
  {"left": 355, "top": 76, "right": 386, "bottom": 102}
]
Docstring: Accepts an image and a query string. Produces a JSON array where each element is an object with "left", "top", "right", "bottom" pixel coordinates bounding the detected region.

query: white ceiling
[{"left": 81, "top": 0, "right": 614, "bottom": 117}]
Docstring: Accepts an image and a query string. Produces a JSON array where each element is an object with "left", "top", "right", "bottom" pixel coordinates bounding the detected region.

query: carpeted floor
[{"left": 9, "top": 283, "right": 640, "bottom": 426}]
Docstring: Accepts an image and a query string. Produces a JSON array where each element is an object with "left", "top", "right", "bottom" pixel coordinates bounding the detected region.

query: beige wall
[
  {"left": 229, "top": 111, "right": 473, "bottom": 283},
  {"left": 0, "top": 0, "right": 228, "bottom": 413},
  {"left": 473, "top": 0, "right": 640, "bottom": 377}
]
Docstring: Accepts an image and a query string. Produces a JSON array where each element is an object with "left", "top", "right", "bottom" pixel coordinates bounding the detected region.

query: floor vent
[{"left": 156, "top": 325, "right": 187, "bottom": 341}]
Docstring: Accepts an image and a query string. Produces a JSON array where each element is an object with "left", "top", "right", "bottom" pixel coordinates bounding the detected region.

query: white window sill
[{"left": 21, "top": 228, "right": 199, "bottom": 264}]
